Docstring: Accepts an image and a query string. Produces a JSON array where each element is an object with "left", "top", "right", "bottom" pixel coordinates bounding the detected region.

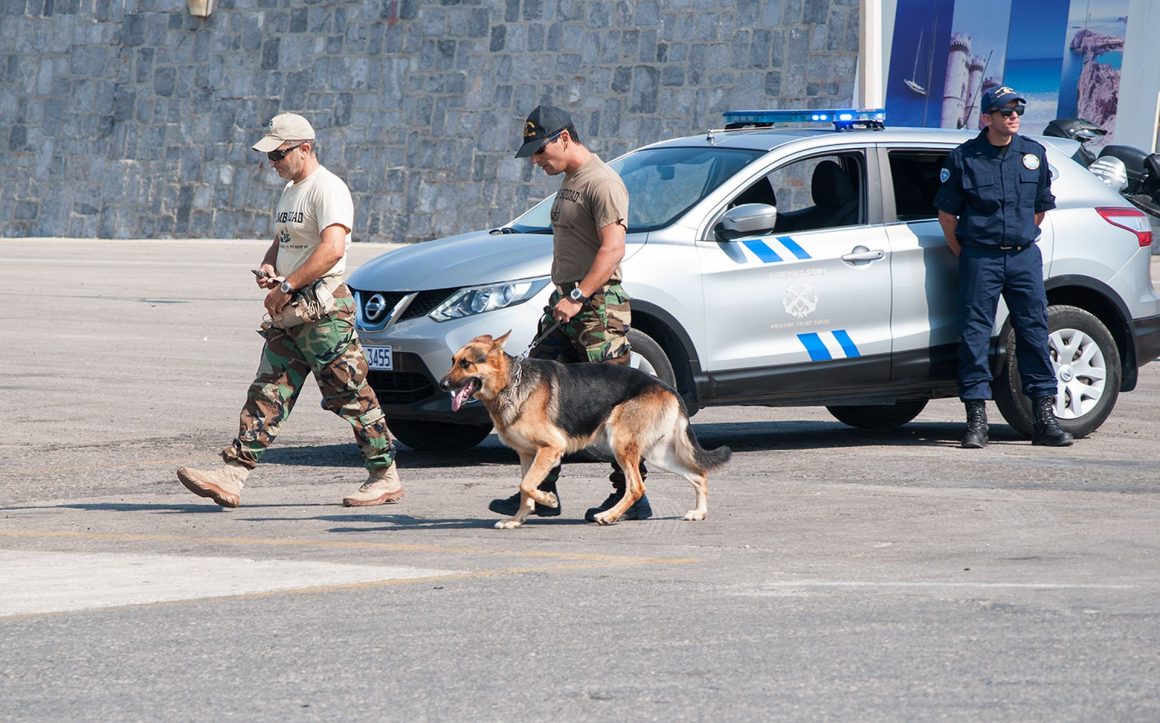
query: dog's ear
[{"left": 493, "top": 330, "right": 512, "bottom": 350}]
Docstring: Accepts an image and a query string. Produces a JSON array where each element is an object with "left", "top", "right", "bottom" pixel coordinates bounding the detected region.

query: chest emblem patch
[{"left": 1022, "top": 153, "right": 1040, "bottom": 170}]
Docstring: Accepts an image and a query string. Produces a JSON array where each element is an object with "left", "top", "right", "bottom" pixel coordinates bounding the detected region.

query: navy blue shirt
[{"left": 933, "top": 130, "right": 1056, "bottom": 248}]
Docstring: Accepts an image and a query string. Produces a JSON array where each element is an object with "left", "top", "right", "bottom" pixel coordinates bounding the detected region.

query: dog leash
[{"left": 518, "top": 306, "right": 563, "bottom": 359}]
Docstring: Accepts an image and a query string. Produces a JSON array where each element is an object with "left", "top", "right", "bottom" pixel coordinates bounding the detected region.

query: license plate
[{"left": 363, "top": 345, "right": 393, "bottom": 371}]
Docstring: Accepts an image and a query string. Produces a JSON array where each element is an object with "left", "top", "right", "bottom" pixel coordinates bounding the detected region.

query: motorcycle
[{"left": 1044, "top": 118, "right": 1160, "bottom": 219}]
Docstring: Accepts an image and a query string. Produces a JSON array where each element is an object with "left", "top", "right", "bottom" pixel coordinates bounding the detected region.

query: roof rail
[{"left": 721, "top": 108, "right": 887, "bottom": 132}]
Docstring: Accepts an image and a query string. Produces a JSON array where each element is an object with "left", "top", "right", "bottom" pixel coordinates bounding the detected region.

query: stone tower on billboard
[{"left": 941, "top": 33, "right": 971, "bottom": 128}]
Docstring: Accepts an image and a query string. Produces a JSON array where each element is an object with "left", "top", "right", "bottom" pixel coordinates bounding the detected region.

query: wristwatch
[
  {"left": 279, "top": 280, "right": 295, "bottom": 295},
  {"left": 568, "top": 286, "right": 586, "bottom": 303}
]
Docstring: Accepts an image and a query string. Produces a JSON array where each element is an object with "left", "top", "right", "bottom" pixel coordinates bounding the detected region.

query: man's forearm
[
  {"left": 937, "top": 211, "right": 961, "bottom": 255},
  {"left": 282, "top": 226, "right": 346, "bottom": 289}
]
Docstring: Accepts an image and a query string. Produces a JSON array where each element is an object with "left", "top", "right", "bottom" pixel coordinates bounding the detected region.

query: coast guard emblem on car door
[{"left": 783, "top": 284, "right": 818, "bottom": 319}]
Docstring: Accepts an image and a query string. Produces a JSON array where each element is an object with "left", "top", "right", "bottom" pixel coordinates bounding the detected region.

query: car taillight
[{"left": 1096, "top": 206, "right": 1153, "bottom": 247}]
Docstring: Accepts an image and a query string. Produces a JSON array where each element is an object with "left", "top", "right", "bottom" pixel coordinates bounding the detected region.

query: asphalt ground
[{"left": 2, "top": 238, "right": 1159, "bottom": 721}]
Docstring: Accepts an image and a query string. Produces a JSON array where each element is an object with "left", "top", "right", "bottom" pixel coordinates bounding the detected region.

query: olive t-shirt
[
  {"left": 549, "top": 155, "right": 629, "bottom": 285},
  {"left": 272, "top": 165, "right": 353, "bottom": 280}
]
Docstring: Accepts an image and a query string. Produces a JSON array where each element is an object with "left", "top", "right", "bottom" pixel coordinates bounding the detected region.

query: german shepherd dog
[{"left": 439, "top": 332, "right": 731, "bottom": 529}]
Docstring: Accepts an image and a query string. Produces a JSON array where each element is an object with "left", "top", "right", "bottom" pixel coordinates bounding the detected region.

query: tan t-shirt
[
  {"left": 549, "top": 155, "right": 629, "bottom": 285},
  {"left": 272, "top": 165, "right": 354, "bottom": 280}
]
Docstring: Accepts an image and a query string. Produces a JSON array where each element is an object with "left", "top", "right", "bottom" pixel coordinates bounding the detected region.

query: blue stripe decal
[
  {"left": 832, "top": 330, "right": 861, "bottom": 358},
  {"left": 797, "top": 333, "right": 832, "bottom": 361},
  {"left": 742, "top": 239, "right": 782, "bottom": 263},
  {"left": 778, "top": 236, "right": 811, "bottom": 259}
]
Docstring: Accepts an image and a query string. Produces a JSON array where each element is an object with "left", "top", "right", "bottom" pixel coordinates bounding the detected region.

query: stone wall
[{"left": 1, "top": 0, "right": 859, "bottom": 242}]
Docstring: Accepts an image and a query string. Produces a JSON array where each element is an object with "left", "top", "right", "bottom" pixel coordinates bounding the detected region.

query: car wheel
[
  {"left": 627, "top": 329, "right": 676, "bottom": 387},
  {"left": 389, "top": 418, "right": 493, "bottom": 452},
  {"left": 826, "top": 400, "right": 928, "bottom": 429},
  {"left": 993, "top": 305, "right": 1121, "bottom": 439}
]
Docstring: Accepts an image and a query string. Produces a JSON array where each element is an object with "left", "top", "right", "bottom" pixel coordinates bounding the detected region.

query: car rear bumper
[{"left": 1131, "top": 311, "right": 1160, "bottom": 366}]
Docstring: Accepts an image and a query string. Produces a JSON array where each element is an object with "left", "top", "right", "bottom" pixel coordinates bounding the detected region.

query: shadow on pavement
[{"left": 257, "top": 420, "right": 1029, "bottom": 470}]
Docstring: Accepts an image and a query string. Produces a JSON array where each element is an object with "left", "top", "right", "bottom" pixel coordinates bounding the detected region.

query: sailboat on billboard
[{"left": 905, "top": 28, "right": 930, "bottom": 95}]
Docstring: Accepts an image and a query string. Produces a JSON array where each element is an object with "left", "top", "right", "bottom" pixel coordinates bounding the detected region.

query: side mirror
[{"left": 714, "top": 203, "right": 778, "bottom": 242}]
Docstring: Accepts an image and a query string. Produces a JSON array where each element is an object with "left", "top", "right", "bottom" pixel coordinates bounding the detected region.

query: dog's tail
[{"left": 682, "top": 421, "right": 732, "bottom": 471}]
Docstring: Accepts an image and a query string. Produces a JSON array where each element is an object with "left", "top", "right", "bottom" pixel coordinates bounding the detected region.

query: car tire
[
  {"left": 389, "top": 418, "right": 493, "bottom": 452},
  {"left": 826, "top": 400, "right": 928, "bottom": 429},
  {"left": 993, "top": 304, "right": 1121, "bottom": 439},
  {"left": 627, "top": 329, "right": 676, "bottom": 387}
]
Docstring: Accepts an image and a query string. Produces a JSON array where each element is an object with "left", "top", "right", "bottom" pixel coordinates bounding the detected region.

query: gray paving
[{"left": 2, "top": 239, "right": 1159, "bottom": 721}]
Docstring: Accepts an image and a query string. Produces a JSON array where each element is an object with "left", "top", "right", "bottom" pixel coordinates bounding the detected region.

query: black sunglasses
[
  {"left": 268, "top": 142, "right": 306, "bottom": 162},
  {"left": 533, "top": 131, "right": 564, "bottom": 156},
  {"left": 994, "top": 105, "right": 1026, "bottom": 118}
]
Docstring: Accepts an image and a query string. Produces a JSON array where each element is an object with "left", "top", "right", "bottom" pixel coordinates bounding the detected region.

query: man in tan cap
[{"left": 177, "top": 112, "right": 405, "bottom": 509}]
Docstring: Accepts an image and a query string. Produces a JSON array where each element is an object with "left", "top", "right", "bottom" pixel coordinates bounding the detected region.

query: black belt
[{"left": 963, "top": 241, "right": 1030, "bottom": 252}]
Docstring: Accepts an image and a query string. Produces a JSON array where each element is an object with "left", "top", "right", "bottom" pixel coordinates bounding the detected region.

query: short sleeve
[
  {"left": 931, "top": 153, "right": 964, "bottom": 216},
  {"left": 1035, "top": 149, "right": 1056, "bottom": 213},
  {"left": 588, "top": 174, "right": 628, "bottom": 230},
  {"left": 316, "top": 173, "right": 355, "bottom": 234}
]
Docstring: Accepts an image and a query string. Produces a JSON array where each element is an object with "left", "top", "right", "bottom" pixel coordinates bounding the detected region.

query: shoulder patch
[
  {"left": 1022, "top": 153, "right": 1040, "bottom": 170},
  {"left": 939, "top": 167, "right": 951, "bottom": 183}
]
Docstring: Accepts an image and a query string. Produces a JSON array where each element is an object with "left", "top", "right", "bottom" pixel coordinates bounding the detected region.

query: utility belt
[{"left": 265, "top": 276, "right": 341, "bottom": 330}]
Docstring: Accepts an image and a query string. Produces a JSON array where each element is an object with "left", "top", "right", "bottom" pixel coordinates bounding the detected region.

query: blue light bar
[{"left": 723, "top": 108, "right": 887, "bottom": 130}]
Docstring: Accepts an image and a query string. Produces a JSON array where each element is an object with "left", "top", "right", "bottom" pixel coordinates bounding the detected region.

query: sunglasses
[
  {"left": 267, "top": 142, "right": 305, "bottom": 162},
  {"left": 993, "top": 105, "right": 1026, "bottom": 118},
  {"left": 532, "top": 131, "right": 564, "bottom": 156}
]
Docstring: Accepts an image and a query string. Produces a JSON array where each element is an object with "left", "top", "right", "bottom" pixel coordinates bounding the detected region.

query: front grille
[
  {"left": 351, "top": 286, "right": 458, "bottom": 326},
  {"left": 366, "top": 351, "right": 439, "bottom": 405},
  {"left": 401, "top": 287, "right": 458, "bottom": 321}
]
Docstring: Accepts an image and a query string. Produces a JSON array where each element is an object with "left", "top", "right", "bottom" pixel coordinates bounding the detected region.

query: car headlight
[{"left": 428, "top": 277, "right": 551, "bottom": 322}]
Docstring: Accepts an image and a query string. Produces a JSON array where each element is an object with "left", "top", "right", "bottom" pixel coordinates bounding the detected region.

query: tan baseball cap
[{"left": 252, "top": 113, "right": 315, "bottom": 152}]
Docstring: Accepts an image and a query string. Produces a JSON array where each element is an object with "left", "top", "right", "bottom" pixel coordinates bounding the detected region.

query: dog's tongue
[{"left": 449, "top": 384, "right": 472, "bottom": 412}]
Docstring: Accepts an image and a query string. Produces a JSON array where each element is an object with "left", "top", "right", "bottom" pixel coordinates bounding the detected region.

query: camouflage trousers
[
  {"left": 531, "top": 282, "right": 632, "bottom": 364},
  {"left": 222, "top": 285, "right": 395, "bottom": 472}
]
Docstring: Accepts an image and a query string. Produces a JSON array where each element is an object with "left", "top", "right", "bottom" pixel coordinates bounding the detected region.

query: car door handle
[{"left": 841, "top": 248, "right": 885, "bottom": 262}]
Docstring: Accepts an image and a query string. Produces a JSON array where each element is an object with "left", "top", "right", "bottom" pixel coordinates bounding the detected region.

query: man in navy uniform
[{"left": 933, "top": 86, "right": 1073, "bottom": 449}]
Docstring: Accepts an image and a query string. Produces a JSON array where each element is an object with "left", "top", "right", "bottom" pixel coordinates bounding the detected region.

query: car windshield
[{"left": 506, "top": 146, "right": 765, "bottom": 233}]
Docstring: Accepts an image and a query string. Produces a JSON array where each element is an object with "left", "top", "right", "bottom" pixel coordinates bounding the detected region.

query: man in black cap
[
  {"left": 933, "top": 86, "right": 1073, "bottom": 449},
  {"left": 487, "top": 105, "right": 654, "bottom": 522}
]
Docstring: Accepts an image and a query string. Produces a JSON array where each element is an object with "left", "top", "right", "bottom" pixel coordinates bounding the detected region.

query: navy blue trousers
[{"left": 956, "top": 243, "right": 1057, "bottom": 401}]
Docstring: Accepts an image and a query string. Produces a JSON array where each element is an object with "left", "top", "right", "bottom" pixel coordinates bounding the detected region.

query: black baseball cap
[
  {"left": 515, "top": 105, "right": 572, "bottom": 158},
  {"left": 982, "top": 85, "right": 1026, "bottom": 112}
]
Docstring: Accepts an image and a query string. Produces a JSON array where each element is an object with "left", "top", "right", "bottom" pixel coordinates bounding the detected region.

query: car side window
[
  {"left": 735, "top": 152, "right": 866, "bottom": 233},
  {"left": 887, "top": 150, "right": 949, "bottom": 222}
]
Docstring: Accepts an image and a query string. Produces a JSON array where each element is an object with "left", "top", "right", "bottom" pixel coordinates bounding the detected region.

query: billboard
[{"left": 886, "top": 0, "right": 1129, "bottom": 142}]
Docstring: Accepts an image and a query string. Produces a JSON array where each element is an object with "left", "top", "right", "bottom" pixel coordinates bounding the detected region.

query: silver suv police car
[{"left": 348, "top": 109, "right": 1160, "bottom": 451}]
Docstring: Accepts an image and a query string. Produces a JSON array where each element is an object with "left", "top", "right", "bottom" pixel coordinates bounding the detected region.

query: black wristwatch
[
  {"left": 279, "top": 280, "right": 295, "bottom": 295},
  {"left": 568, "top": 286, "right": 586, "bottom": 303}
]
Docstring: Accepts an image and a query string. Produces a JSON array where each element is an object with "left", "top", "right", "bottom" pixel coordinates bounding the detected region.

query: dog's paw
[
  {"left": 683, "top": 510, "right": 707, "bottom": 521},
  {"left": 495, "top": 518, "right": 524, "bottom": 530},
  {"left": 542, "top": 492, "right": 559, "bottom": 509},
  {"left": 593, "top": 511, "right": 618, "bottom": 526}
]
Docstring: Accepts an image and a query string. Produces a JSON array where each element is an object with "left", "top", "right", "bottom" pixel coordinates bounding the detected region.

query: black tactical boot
[
  {"left": 1031, "top": 396, "right": 1074, "bottom": 447},
  {"left": 488, "top": 465, "right": 562, "bottom": 516},
  {"left": 585, "top": 462, "right": 653, "bottom": 522},
  {"left": 961, "top": 400, "right": 989, "bottom": 449}
]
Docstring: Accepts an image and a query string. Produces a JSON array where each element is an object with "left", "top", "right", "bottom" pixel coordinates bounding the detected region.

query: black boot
[
  {"left": 585, "top": 461, "right": 653, "bottom": 522},
  {"left": 1031, "top": 396, "right": 1074, "bottom": 447},
  {"left": 488, "top": 465, "right": 562, "bottom": 516},
  {"left": 961, "top": 400, "right": 989, "bottom": 449}
]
